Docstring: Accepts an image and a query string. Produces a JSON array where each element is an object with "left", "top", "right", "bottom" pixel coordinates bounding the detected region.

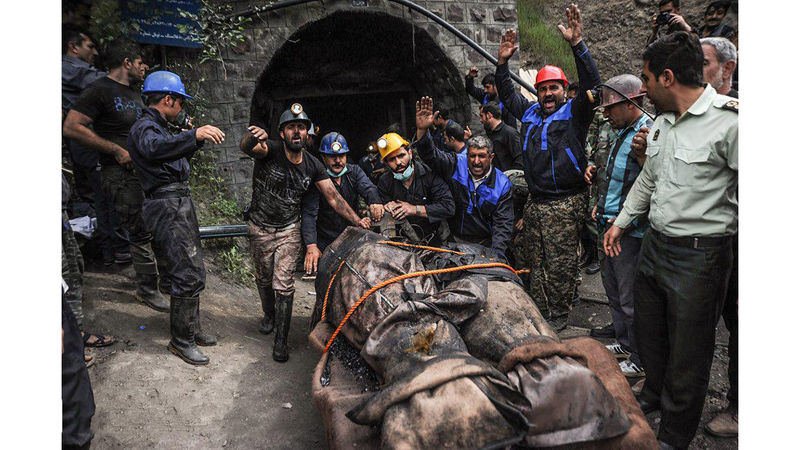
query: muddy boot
[
  {"left": 194, "top": 301, "right": 217, "bottom": 347},
  {"left": 135, "top": 273, "right": 169, "bottom": 312},
  {"left": 258, "top": 286, "right": 275, "bottom": 335},
  {"left": 272, "top": 292, "right": 293, "bottom": 362},
  {"left": 167, "top": 296, "right": 209, "bottom": 365}
]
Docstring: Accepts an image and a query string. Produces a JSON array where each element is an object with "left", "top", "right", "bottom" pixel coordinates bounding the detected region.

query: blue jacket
[
  {"left": 596, "top": 113, "right": 651, "bottom": 238},
  {"left": 495, "top": 40, "right": 600, "bottom": 202},
  {"left": 415, "top": 132, "right": 514, "bottom": 256}
]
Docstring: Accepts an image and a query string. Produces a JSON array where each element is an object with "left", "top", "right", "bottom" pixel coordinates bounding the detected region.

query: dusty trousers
[
  {"left": 247, "top": 222, "right": 302, "bottom": 296},
  {"left": 100, "top": 165, "right": 158, "bottom": 276},
  {"left": 141, "top": 195, "right": 205, "bottom": 298},
  {"left": 600, "top": 232, "right": 643, "bottom": 366},
  {"left": 62, "top": 211, "right": 85, "bottom": 328},
  {"left": 635, "top": 230, "right": 733, "bottom": 448},
  {"left": 518, "top": 192, "right": 587, "bottom": 319}
]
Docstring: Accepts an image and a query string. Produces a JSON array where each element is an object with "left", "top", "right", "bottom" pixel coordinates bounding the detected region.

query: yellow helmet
[{"left": 377, "top": 132, "right": 410, "bottom": 160}]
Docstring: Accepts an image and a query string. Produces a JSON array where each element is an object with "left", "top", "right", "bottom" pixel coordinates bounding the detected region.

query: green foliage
[
  {"left": 177, "top": 0, "right": 251, "bottom": 66},
  {"left": 517, "top": 0, "right": 577, "bottom": 80},
  {"left": 88, "top": 0, "right": 141, "bottom": 53},
  {"left": 216, "top": 243, "right": 255, "bottom": 286}
]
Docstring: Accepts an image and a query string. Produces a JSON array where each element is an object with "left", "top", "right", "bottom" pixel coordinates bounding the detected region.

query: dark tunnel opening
[{"left": 249, "top": 10, "right": 471, "bottom": 163}]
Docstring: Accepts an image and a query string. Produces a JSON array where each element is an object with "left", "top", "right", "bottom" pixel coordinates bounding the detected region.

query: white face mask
[
  {"left": 326, "top": 165, "right": 349, "bottom": 178},
  {"left": 392, "top": 163, "right": 414, "bottom": 181}
]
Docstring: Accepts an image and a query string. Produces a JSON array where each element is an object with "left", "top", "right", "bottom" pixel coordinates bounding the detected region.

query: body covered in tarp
[{"left": 309, "top": 227, "right": 657, "bottom": 449}]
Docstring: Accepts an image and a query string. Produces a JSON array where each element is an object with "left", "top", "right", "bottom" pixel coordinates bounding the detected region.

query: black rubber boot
[
  {"left": 158, "top": 274, "right": 172, "bottom": 296},
  {"left": 194, "top": 301, "right": 217, "bottom": 346},
  {"left": 272, "top": 292, "right": 294, "bottom": 362},
  {"left": 135, "top": 273, "right": 169, "bottom": 312},
  {"left": 167, "top": 296, "right": 209, "bottom": 365},
  {"left": 258, "top": 286, "right": 275, "bottom": 335}
]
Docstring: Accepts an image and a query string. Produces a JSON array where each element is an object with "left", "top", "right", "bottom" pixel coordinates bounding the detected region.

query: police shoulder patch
[{"left": 721, "top": 100, "right": 738, "bottom": 113}]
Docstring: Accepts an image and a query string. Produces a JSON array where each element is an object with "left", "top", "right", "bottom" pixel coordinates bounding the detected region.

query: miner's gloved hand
[
  {"left": 304, "top": 244, "right": 322, "bottom": 275},
  {"left": 369, "top": 204, "right": 385, "bottom": 222}
]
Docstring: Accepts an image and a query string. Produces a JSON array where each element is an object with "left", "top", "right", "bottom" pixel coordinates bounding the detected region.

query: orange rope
[
  {"left": 376, "top": 240, "right": 466, "bottom": 255},
  {"left": 323, "top": 262, "right": 518, "bottom": 353},
  {"left": 321, "top": 260, "right": 347, "bottom": 321}
]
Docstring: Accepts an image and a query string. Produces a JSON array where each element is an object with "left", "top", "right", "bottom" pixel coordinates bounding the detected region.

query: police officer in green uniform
[{"left": 604, "top": 32, "right": 737, "bottom": 449}]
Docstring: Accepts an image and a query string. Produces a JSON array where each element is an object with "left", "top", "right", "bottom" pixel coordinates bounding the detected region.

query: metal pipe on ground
[{"left": 199, "top": 224, "right": 248, "bottom": 239}]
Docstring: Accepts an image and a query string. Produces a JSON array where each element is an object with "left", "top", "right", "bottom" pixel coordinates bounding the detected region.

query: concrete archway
[{"left": 249, "top": 10, "right": 471, "bottom": 159}]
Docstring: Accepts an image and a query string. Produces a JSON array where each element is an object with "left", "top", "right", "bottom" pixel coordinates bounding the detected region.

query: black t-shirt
[
  {"left": 249, "top": 140, "right": 329, "bottom": 228},
  {"left": 71, "top": 77, "right": 144, "bottom": 167}
]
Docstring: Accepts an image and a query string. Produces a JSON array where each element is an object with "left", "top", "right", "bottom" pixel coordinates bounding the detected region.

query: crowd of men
[{"left": 61, "top": 1, "right": 738, "bottom": 448}]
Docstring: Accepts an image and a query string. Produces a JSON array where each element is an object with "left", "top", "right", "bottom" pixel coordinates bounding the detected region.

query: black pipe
[
  {"left": 229, "top": 0, "right": 537, "bottom": 94},
  {"left": 199, "top": 224, "right": 248, "bottom": 239}
]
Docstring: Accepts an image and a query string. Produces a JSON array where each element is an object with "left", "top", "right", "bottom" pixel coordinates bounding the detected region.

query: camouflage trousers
[
  {"left": 247, "top": 221, "right": 302, "bottom": 296},
  {"left": 62, "top": 211, "right": 85, "bottom": 328},
  {"left": 101, "top": 165, "right": 165, "bottom": 277},
  {"left": 517, "top": 192, "right": 587, "bottom": 319}
]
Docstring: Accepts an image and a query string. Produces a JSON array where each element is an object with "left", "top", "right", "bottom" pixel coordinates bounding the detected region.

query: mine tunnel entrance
[{"left": 250, "top": 10, "right": 470, "bottom": 162}]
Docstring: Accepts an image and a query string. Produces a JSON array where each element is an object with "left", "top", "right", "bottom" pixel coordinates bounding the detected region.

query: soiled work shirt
[
  {"left": 71, "top": 77, "right": 144, "bottom": 167},
  {"left": 615, "top": 85, "right": 738, "bottom": 237},
  {"left": 249, "top": 141, "right": 329, "bottom": 229}
]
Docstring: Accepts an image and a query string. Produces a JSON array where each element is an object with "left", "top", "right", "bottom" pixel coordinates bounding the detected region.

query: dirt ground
[{"left": 82, "top": 253, "right": 736, "bottom": 449}]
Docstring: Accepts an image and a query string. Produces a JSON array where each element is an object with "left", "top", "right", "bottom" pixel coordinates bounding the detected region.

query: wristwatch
[{"left": 416, "top": 205, "right": 421, "bottom": 216}]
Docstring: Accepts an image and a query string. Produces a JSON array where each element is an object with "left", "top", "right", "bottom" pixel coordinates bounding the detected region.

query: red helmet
[{"left": 535, "top": 65, "right": 569, "bottom": 89}]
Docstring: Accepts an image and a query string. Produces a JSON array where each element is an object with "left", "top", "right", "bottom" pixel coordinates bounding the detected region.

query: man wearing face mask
[
  {"left": 240, "top": 104, "right": 370, "bottom": 362},
  {"left": 413, "top": 96, "right": 514, "bottom": 258},
  {"left": 301, "top": 132, "right": 384, "bottom": 273},
  {"left": 128, "top": 71, "right": 226, "bottom": 365},
  {"left": 494, "top": 3, "right": 601, "bottom": 331},
  {"left": 376, "top": 132, "right": 455, "bottom": 245}
]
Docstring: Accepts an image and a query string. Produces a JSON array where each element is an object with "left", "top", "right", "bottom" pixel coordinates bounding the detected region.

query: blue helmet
[
  {"left": 319, "top": 132, "right": 349, "bottom": 155},
  {"left": 142, "top": 71, "right": 192, "bottom": 100}
]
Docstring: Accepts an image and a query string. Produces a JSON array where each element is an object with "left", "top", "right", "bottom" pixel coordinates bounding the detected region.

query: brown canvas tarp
[{"left": 309, "top": 228, "right": 657, "bottom": 449}]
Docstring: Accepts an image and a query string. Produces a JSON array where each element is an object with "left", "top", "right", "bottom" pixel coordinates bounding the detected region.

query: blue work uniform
[{"left": 415, "top": 132, "right": 514, "bottom": 257}]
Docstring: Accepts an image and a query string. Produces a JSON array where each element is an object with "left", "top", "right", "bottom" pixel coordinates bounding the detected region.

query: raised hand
[
  {"left": 248, "top": 125, "right": 268, "bottom": 141},
  {"left": 498, "top": 29, "right": 519, "bottom": 65},
  {"left": 467, "top": 66, "right": 479, "bottom": 78},
  {"left": 415, "top": 96, "right": 435, "bottom": 132},
  {"left": 196, "top": 125, "right": 226, "bottom": 144},
  {"left": 557, "top": 3, "right": 583, "bottom": 46}
]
